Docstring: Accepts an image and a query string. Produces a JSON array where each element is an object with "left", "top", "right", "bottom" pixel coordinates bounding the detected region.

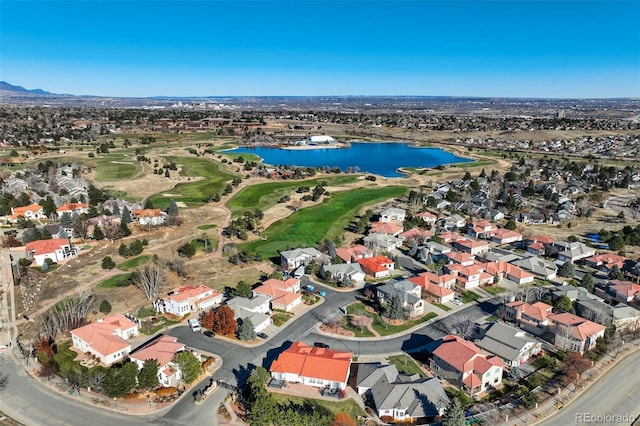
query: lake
[{"left": 227, "top": 142, "right": 473, "bottom": 177}]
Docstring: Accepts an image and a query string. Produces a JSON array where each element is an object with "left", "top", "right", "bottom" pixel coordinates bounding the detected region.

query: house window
[{"left": 494, "top": 377, "right": 499, "bottom": 383}]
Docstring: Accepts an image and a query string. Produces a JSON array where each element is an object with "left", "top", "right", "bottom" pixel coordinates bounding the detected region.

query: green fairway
[
  {"left": 119, "top": 255, "right": 149, "bottom": 270},
  {"left": 96, "top": 273, "right": 132, "bottom": 290},
  {"left": 239, "top": 186, "right": 407, "bottom": 258},
  {"left": 35, "top": 153, "right": 141, "bottom": 181},
  {"left": 149, "top": 156, "right": 236, "bottom": 210},
  {"left": 226, "top": 175, "right": 358, "bottom": 217}
]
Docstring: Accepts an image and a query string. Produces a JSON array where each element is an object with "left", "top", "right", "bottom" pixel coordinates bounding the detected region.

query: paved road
[{"left": 536, "top": 348, "right": 640, "bottom": 426}]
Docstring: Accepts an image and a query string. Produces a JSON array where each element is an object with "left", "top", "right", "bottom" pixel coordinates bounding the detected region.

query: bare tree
[
  {"left": 47, "top": 291, "right": 95, "bottom": 334},
  {"left": 133, "top": 264, "right": 165, "bottom": 300},
  {"left": 164, "top": 258, "right": 187, "bottom": 278},
  {"left": 101, "top": 219, "right": 121, "bottom": 242},
  {"left": 435, "top": 314, "right": 475, "bottom": 339}
]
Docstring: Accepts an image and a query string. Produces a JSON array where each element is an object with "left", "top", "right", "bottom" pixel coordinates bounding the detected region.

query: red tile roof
[
  {"left": 168, "top": 285, "right": 220, "bottom": 303},
  {"left": 370, "top": 221, "right": 403, "bottom": 235},
  {"left": 357, "top": 256, "right": 394, "bottom": 274},
  {"left": 11, "top": 204, "right": 43, "bottom": 218},
  {"left": 133, "top": 209, "right": 163, "bottom": 218},
  {"left": 71, "top": 315, "right": 136, "bottom": 357},
  {"left": 254, "top": 278, "right": 301, "bottom": 307},
  {"left": 130, "top": 335, "right": 185, "bottom": 368},
  {"left": 336, "top": 245, "right": 371, "bottom": 263},
  {"left": 433, "top": 335, "right": 503, "bottom": 374},
  {"left": 56, "top": 203, "right": 88, "bottom": 213},
  {"left": 269, "top": 342, "right": 352, "bottom": 383},
  {"left": 25, "top": 239, "right": 70, "bottom": 256},
  {"left": 548, "top": 313, "right": 606, "bottom": 340}
]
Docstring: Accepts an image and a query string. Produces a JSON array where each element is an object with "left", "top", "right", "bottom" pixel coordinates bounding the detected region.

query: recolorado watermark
[{"left": 575, "top": 413, "right": 634, "bottom": 424}]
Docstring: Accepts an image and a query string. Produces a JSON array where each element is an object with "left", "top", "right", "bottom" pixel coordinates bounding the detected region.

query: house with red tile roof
[
  {"left": 467, "top": 220, "right": 498, "bottom": 239},
  {"left": 10, "top": 204, "right": 44, "bottom": 222},
  {"left": 357, "top": 256, "right": 395, "bottom": 279},
  {"left": 438, "top": 231, "right": 466, "bottom": 244},
  {"left": 70, "top": 315, "right": 139, "bottom": 366},
  {"left": 446, "top": 263, "right": 492, "bottom": 289},
  {"left": 492, "top": 228, "right": 523, "bottom": 245},
  {"left": 269, "top": 342, "right": 353, "bottom": 390},
  {"left": 253, "top": 278, "right": 302, "bottom": 311},
  {"left": 409, "top": 274, "right": 455, "bottom": 304},
  {"left": 526, "top": 241, "right": 546, "bottom": 256},
  {"left": 400, "top": 228, "right": 434, "bottom": 245},
  {"left": 335, "top": 244, "right": 373, "bottom": 264},
  {"left": 444, "top": 251, "right": 476, "bottom": 267},
  {"left": 548, "top": 312, "right": 606, "bottom": 354},
  {"left": 154, "top": 285, "right": 222, "bottom": 316},
  {"left": 484, "top": 261, "right": 535, "bottom": 285},
  {"left": 56, "top": 203, "right": 88, "bottom": 218},
  {"left": 416, "top": 211, "right": 437, "bottom": 224},
  {"left": 24, "top": 238, "right": 77, "bottom": 266},
  {"left": 130, "top": 335, "right": 188, "bottom": 387},
  {"left": 132, "top": 209, "right": 167, "bottom": 226},
  {"left": 608, "top": 280, "right": 640, "bottom": 303},
  {"left": 370, "top": 221, "right": 404, "bottom": 237},
  {"left": 504, "top": 301, "right": 553, "bottom": 336},
  {"left": 430, "top": 335, "right": 504, "bottom": 396},
  {"left": 584, "top": 254, "right": 628, "bottom": 273}
]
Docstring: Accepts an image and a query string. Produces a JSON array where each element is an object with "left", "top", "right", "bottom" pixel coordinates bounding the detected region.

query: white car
[{"left": 452, "top": 298, "right": 462, "bottom": 305}]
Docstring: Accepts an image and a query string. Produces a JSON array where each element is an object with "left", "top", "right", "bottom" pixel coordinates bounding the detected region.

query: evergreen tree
[
  {"left": 441, "top": 397, "right": 465, "bottom": 426},
  {"left": 93, "top": 225, "right": 105, "bottom": 240},
  {"left": 238, "top": 318, "right": 256, "bottom": 341},
  {"left": 137, "top": 359, "right": 159, "bottom": 390},
  {"left": 236, "top": 281, "right": 253, "bottom": 299},
  {"left": 111, "top": 200, "right": 120, "bottom": 216},
  {"left": 553, "top": 295, "right": 574, "bottom": 313},
  {"left": 609, "top": 264, "right": 624, "bottom": 280},
  {"left": 120, "top": 220, "right": 131, "bottom": 237},
  {"left": 129, "top": 239, "right": 144, "bottom": 256},
  {"left": 99, "top": 299, "right": 112, "bottom": 314},
  {"left": 143, "top": 199, "right": 154, "bottom": 209},
  {"left": 558, "top": 262, "right": 575, "bottom": 278},
  {"left": 172, "top": 351, "right": 201, "bottom": 384},
  {"left": 21, "top": 227, "right": 42, "bottom": 244},
  {"left": 101, "top": 256, "right": 116, "bottom": 270},
  {"left": 118, "top": 243, "right": 130, "bottom": 257},
  {"left": 121, "top": 206, "right": 132, "bottom": 224},
  {"left": 385, "top": 294, "right": 404, "bottom": 320},
  {"left": 60, "top": 212, "right": 74, "bottom": 228},
  {"left": 102, "top": 362, "right": 138, "bottom": 398},
  {"left": 40, "top": 228, "right": 52, "bottom": 240},
  {"left": 581, "top": 273, "right": 595, "bottom": 293},
  {"left": 409, "top": 239, "right": 419, "bottom": 257},
  {"left": 166, "top": 199, "right": 179, "bottom": 216}
]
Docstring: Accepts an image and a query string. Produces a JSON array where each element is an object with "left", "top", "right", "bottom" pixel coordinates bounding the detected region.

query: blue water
[{"left": 227, "top": 142, "right": 473, "bottom": 177}]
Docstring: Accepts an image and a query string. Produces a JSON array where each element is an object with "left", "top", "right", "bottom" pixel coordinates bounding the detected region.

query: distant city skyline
[{"left": 1, "top": 0, "right": 639, "bottom": 99}]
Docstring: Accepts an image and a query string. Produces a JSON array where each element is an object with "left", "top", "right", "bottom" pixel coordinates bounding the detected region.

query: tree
[
  {"left": 177, "top": 242, "right": 196, "bottom": 258},
  {"left": 408, "top": 239, "right": 419, "bottom": 257},
  {"left": 200, "top": 308, "right": 215, "bottom": 331},
  {"left": 441, "top": 396, "right": 465, "bottom": 426},
  {"left": 121, "top": 206, "right": 132, "bottom": 224},
  {"left": 331, "top": 412, "right": 357, "bottom": 426},
  {"left": 101, "top": 256, "right": 116, "bottom": 270},
  {"left": 384, "top": 294, "right": 404, "bottom": 320},
  {"left": 119, "top": 220, "right": 131, "bottom": 237},
  {"left": 129, "top": 239, "right": 144, "bottom": 256},
  {"left": 166, "top": 199, "right": 179, "bottom": 216},
  {"left": 99, "top": 299, "right": 112, "bottom": 314},
  {"left": 118, "top": 243, "right": 130, "bottom": 257},
  {"left": 212, "top": 305, "right": 237, "bottom": 335},
  {"left": 609, "top": 264, "right": 624, "bottom": 280},
  {"left": 59, "top": 212, "right": 73, "bottom": 229},
  {"left": 505, "top": 220, "right": 517, "bottom": 231},
  {"left": 558, "top": 262, "right": 575, "bottom": 278},
  {"left": 172, "top": 351, "right": 201, "bottom": 384},
  {"left": 581, "top": 273, "right": 595, "bottom": 293},
  {"left": 143, "top": 199, "right": 154, "bottom": 209},
  {"left": 553, "top": 295, "right": 574, "bottom": 313},
  {"left": 92, "top": 225, "right": 105, "bottom": 240},
  {"left": 102, "top": 362, "right": 138, "bottom": 398},
  {"left": 238, "top": 317, "right": 256, "bottom": 341},
  {"left": 111, "top": 200, "right": 120, "bottom": 216},
  {"left": 101, "top": 219, "right": 122, "bottom": 242},
  {"left": 236, "top": 280, "right": 253, "bottom": 299},
  {"left": 137, "top": 359, "right": 159, "bottom": 390},
  {"left": 72, "top": 216, "right": 89, "bottom": 240},
  {"left": 132, "top": 264, "right": 165, "bottom": 300},
  {"left": 560, "top": 351, "right": 592, "bottom": 384}
]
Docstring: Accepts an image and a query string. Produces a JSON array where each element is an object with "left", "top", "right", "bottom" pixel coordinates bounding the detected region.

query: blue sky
[{"left": 1, "top": 0, "right": 639, "bottom": 98}]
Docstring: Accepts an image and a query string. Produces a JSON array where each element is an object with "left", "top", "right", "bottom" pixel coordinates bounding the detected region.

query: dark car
[
  {"left": 314, "top": 342, "right": 329, "bottom": 349},
  {"left": 257, "top": 332, "right": 268, "bottom": 339},
  {"left": 203, "top": 330, "right": 215, "bottom": 338}
]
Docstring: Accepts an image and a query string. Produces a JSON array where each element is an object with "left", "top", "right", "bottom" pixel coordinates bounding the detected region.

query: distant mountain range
[{"left": 0, "top": 81, "right": 55, "bottom": 95}]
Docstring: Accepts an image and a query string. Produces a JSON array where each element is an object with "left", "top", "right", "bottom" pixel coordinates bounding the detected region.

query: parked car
[
  {"left": 204, "top": 330, "right": 215, "bottom": 338},
  {"left": 188, "top": 318, "right": 201, "bottom": 332},
  {"left": 452, "top": 298, "right": 462, "bottom": 305},
  {"left": 314, "top": 342, "right": 330, "bottom": 349},
  {"left": 257, "top": 332, "right": 268, "bottom": 339}
]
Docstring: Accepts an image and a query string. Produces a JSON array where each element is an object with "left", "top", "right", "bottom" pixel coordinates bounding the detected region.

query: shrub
[
  {"left": 99, "top": 299, "right": 112, "bottom": 314},
  {"left": 156, "top": 387, "right": 178, "bottom": 397}
]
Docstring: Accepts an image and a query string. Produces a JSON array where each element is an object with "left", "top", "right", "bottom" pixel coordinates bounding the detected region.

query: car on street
[
  {"left": 204, "top": 330, "right": 215, "bottom": 338},
  {"left": 314, "top": 342, "right": 330, "bottom": 349},
  {"left": 257, "top": 332, "right": 268, "bottom": 339}
]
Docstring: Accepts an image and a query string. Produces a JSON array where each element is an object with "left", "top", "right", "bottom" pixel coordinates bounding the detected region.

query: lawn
[
  {"left": 46, "top": 153, "right": 141, "bottom": 181},
  {"left": 51, "top": 341, "right": 82, "bottom": 377},
  {"left": 270, "top": 394, "right": 366, "bottom": 419},
  {"left": 226, "top": 175, "right": 358, "bottom": 218},
  {"left": 96, "top": 273, "right": 132, "bottom": 290},
  {"left": 371, "top": 312, "right": 438, "bottom": 336},
  {"left": 272, "top": 312, "right": 293, "bottom": 327},
  {"left": 434, "top": 303, "right": 452, "bottom": 311},
  {"left": 388, "top": 354, "right": 427, "bottom": 378},
  {"left": 197, "top": 224, "right": 217, "bottom": 230},
  {"left": 239, "top": 186, "right": 407, "bottom": 259},
  {"left": 142, "top": 316, "right": 182, "bottom": 335},
  {"left": 342, "top": 319, "right": 375, "bottom": 338},
  {"left": 461, "top": 290, "right": 480, "bottom": 303},
  {"left": 484, "top": 286, "right": 507, "bottom": 295},
  {"left": 149, "top": 156, "right": 237, "bottom": 210},
  {"left": 118, "top": 255, "right": 149, "bottom": 270}
]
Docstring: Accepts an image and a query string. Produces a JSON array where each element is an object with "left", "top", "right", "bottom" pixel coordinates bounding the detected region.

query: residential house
[
  {"left": 476, "top": 322, "right": 542, "bottom": 367},
  {"left": 484, "top": 261, "right": 535, "bottom": 285},
  {"left": 504, "top": 301, "right": 553, "bottom": 336},
  {"left": 438, "top": 231, "right": 466, "bottom": 244},
  {"left": 253, "top": 278, "right": 302, "bottom": 311},
  {"left": 511, "top": 256, "right": 558, "bottom": 280},
  {"left": 416, "top": 211, "right": 438, "bottom": 224},
  {"left": 548, "top": 312, "right": 606, "bottom": 354},
  {"left": 70, "top": 315, "right": 139, "bottom": 366},
  {"left": 357, "top": 256, "right": 395, "bottom": 278},
  {"left": 468, "top": 220, "right": 498, "bottom": 239},
  {"left": 454, "top": 239, "right": 490, "bottom": 256},
  {"left": 335, "top": 245, "right": 373, "bottom": 263},
  {"left": 492, "top": 229, "right": 523, "bottom": 245},
  {"left": 380, "top": 208, "right": 406, "bottom": 223},
  {"left": 376, "top": 279, "right": 424, "bottom": 317},
  {"left": 370, "top": 222, "right": 404, "bottom": 237},
  {"left": 129, "top": 335, "right": 188, "bottom": 387},
  {"left": 430, "top": 335, "right": 504, "bottom": 396},
  {"left": 611, "top": 304, "right": 640, "bottom": 332},
  {"left": 24, "top": 238, "right": 77, "bottom": 266},
  {"left": 356, "top": 363, "right": 449, "bottom": 423},
  {"left": 363, "top": 233, "right": 403, "bottom": 253},
  {"left": 400, "top": 228, "right": 434, "bottom": 245},
  {"left": 10, "top": 204, "right": 44, "bottom": 222},
  {"left": 446, "top": 263, "right": 492, "bottom": 290},
  {"left": 269, "top": 342, "right": 352, "bottom": 390},
  {"left": 481, "top": 247, "right": 522, "bottom": 264},
  {"left": 608, "top": 280, "right": 640, "bottom": 303},
  {"left": 226, "top": 296, "right": 271, "bottom": 332},
  {"left": 409, "top": 273, "right": 456, "bottom": 304},
  {"left": 153, "top": 285, "right": 222, "bottom": 316},
  {"left": 442, "top": 214, "right": 466, "bottom": 230},
  {"left": 320, "top": 263, "right": 366, "bottom": 287},
  {"left": 56, "top": 203, "right": 88, "bottom": 218},
  {"left": 555, "top": 241, "right": 596, "bottom": 264},
  {"left": 444, "top": 251, "right": 476, "bottom": 267},
  {"left": 132, "top": 209, "right": 167, "bottom": 226},
  {"left": 584, "top": 254, "right": 628, "bottom": 273},
  {"left": 280, "top": 247, "right": 329, "bottom": 271}
]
